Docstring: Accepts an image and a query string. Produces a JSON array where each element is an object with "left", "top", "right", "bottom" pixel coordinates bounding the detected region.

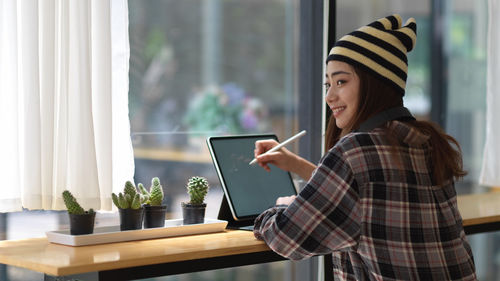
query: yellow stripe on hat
[
  {"left": 331, "top": 46, "right": 406, "bottom": 90},
  {"left": 339, "top": 35, "right": 408, "bottom": 73},
  {"left": 357, "top": 26, "right": 407, "bottom": 54},
  {"left": 378, "top": 15, "right": 402, "bottom": 30},
  {"left": 398, "top": 18, "right": 417, "bottom": 48},
  {"left": 378, "top": 17, "right": 393, "bottom": 30}
]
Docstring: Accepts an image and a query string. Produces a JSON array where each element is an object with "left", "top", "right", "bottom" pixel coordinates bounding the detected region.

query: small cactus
[
  {"left": 111, "top": 193, "right": 121, "bottom": 208},
  {"left": 62, "top": 190, "right": 94, "bottom": 214},
  {"left": 124, "top": 181, "right": 137, "bottom": 198},
  {"left": 137, "top": 177, "right": 165, "bottom": 206},
  {"left": 149, "top": 177, "right": 164, "bottom": 206},
  {"left": 138, "top": 183, "right": 148, "bottom": 196},
  {"left": 186, "top": 176, "right": 209, "bottom": 205},
  {"left": 131, "top": 193, "right": 142, "bottom": 209},
  {"left": 112, "top": 181, "right": 147, "bottom": 210}
]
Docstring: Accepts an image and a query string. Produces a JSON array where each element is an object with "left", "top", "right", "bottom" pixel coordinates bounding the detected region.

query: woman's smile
[{"left": 331, "top": 106, "right": 346, "bottom": 117}]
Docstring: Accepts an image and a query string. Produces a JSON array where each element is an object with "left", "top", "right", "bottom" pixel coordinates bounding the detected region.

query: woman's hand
[
  {"left": 253, "top": 139, "right": 317, "bottom": 181},
  {"left": 276, "top": 195, "right": 296, "bottom": 206},
  {"left": 254, "top": 139, "right": 297, "bottom": 172}
]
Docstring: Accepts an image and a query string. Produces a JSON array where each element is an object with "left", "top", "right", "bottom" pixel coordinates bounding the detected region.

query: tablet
[{"left": 207, "top": 134, "right": 298, "bottom": 223}]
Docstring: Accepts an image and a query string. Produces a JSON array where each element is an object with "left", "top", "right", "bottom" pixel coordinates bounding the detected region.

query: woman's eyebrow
[
  {"left": 325, "top": 71, "right": 351, "bottom": 79},
  {"left": 331, "top": 71, "right": 351, "bottom": 76}
]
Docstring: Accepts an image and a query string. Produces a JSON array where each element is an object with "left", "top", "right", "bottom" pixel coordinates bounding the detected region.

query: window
[
  {"left": 445, "top": 0, "right": 487, "bottom": 191},
  {"left": 2, "top": 1, "right": 325, "bottom": 280},
  {"left": 128, "top": 0, "right": 314, "bottom": 280},
  {"left": 129, "top": 0, "right": 301, "bottom": 218}
]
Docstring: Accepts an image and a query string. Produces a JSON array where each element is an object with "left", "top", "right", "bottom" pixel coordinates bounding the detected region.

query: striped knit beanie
[{"left": 327, "top": 14, "right": 417, "bottom": 96}]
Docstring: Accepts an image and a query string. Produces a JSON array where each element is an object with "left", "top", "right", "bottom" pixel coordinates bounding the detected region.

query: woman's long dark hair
[{"left": 324, "top": 65, "right": 466, "bottom": 185}]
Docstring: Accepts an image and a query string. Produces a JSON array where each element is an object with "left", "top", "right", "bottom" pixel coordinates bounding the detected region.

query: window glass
[
  {"left": 128, "top": 0, "right": 301, "bottom": 280},
  {"left": 1, "top": 1, "right": 306, "bottom": 280},
  {"left": 1, "top": 1, "right": 302, "bottom": 281},
  {"left": 444, "top": 3, "right": 490, "bottom": 279},
  {"left": 445, "top": 0, "right": 487, "bottom": 191},
  {"left": 129, "top": 0, "right": 299, "bottom": 216}
]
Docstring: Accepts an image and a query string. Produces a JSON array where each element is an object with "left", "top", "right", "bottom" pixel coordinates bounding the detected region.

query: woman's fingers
[
  {"left": 254, "top": 140, "right": 296, "bottom": 173},
  {"left": 256, "top": 151, "right": 287, "bottom": 172},
  {"left": 256, "top": 155, "right": 272, "bottom": 172},
  {"left": 256, "top": 151, "right": 279, "bottom": 163},
  {"left": 254, "top": 139, "right": 278, "bottom": 157},
  {"left": 259, "top": 162, "right": 271, "bottom": 172}
]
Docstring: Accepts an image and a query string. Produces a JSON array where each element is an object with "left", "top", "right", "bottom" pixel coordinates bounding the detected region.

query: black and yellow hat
[{"left": 327, "top": 14, "right": 417, "bottom": 96}]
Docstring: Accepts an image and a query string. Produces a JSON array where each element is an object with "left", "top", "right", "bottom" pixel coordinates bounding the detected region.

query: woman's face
[{"left": 325, "top": 61, "right": 360, "bottom": 129}]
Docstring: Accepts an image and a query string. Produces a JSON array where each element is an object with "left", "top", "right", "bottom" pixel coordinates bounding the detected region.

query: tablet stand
[{"left": 218, "top": 196, "right": 254, "bottom": 230}]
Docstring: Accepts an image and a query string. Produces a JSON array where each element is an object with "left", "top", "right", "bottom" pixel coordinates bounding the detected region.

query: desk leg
[{"left": 44, "top": 272, "right": 98, "bottom": 281}]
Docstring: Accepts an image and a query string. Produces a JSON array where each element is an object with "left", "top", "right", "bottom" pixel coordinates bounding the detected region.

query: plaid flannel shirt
[{"left": 254, "top": 121, "right": 477, "bottom": 281}]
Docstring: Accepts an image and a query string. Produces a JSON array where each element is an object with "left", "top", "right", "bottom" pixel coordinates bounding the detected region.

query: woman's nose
[{"left": 325, "top": 87, "right": 335, "bottom": 104}]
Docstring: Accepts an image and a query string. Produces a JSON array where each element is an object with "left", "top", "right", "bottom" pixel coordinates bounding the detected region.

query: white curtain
[
  {"left": 480, "top": 0, "right": 500, "bottom": 186},
  {"left": 0, "top": 0, "right": 134, "bottom": 212}
]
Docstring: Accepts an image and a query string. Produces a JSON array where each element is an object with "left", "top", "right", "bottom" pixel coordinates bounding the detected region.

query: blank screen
[{"left": 208, "top": 135, "right": 297, "bottom": 219}]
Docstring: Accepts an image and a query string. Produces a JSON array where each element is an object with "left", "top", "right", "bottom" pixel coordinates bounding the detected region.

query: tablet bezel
[{"left": 207, "top": 134, "right": 297, "bottom": 222}]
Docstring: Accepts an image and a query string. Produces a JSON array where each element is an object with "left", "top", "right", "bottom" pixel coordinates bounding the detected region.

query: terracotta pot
[{"left": 181, "top": 202, "right": 206, "bottom": 225}]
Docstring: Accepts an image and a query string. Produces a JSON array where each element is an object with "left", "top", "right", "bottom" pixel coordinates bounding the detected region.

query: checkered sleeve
[{"left": 253, "top": 147, "right": 362, "bottom": 260}]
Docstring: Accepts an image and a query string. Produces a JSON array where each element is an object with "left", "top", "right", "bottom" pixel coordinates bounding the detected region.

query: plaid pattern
[{"left": 254, "top": 121, "right": 477, "bottom": 281}]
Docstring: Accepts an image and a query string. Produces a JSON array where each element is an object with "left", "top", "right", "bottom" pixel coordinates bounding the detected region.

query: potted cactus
[
  {"left": 112, "top": 181, "right": 148, "bottom": 231},
  {"left": 62, "top": 190, "right": 96, "bottom": 235},
  {"left": 181, "top": 176, "right": 209, "bottom": 224},
  {"left": 138, "top": 177, "right": 167, "bottom": 228}
]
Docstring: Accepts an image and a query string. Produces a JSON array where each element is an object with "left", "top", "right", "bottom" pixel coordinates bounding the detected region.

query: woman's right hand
[
  {"left": 254, "top": 139, "right": 317, "bottom": 181},
  {"left": 254, "top": 139, "right": 297, "bottom": 173}
]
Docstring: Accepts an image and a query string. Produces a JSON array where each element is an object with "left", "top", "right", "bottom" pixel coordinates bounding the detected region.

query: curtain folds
[
  {"left": 0, "top": 0, "right": 134, "bottom": 212},
  {"left": 480, "top": 0, "right": 500, "bottom": 186}
]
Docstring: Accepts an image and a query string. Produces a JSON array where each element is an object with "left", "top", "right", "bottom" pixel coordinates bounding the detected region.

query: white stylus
[{"left": 249, "top": 130, "right": 307, "bottom": 165}]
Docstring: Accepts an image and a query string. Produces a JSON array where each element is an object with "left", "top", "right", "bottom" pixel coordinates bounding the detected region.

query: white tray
[{"left": 46, "top": 219, "right": 228, "bottom": 246}]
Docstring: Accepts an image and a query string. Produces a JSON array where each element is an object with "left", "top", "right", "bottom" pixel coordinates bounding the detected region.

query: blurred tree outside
[{"left": 129, "top": 0, "right": 295, "bottom": 148}]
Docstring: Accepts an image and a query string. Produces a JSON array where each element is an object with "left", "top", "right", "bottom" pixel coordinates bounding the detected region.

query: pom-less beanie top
[{"left": 327, "top": 14, "right": 417, "bottom": 96}]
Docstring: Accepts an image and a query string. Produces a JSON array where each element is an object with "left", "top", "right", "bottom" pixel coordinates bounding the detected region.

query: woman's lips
[{"left": 331, "top": 106, "right": 346, "bottom": 117}]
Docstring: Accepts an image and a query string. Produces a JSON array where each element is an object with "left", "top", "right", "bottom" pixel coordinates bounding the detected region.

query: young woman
[{"left": 253, "top": 14, "right": 477, "bottom": 280}]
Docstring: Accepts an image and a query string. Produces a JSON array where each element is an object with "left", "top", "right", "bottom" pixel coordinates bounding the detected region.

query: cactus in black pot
[
  {"left": 181, "top": 176, "right": 209, "bottom": 224},
  {"left": 139, "top": 177, "right": 167, "bottom": 228},
  {"left": 112, "top": 181, "right": 147, "bottom": 231},
  {"left": 62, "top": 190, "right": 96, "bottom": 235}
]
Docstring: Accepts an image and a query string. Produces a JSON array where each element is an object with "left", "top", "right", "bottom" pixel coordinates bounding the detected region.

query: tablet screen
[{"left": 207, "top": 134, "right": 297, "bottom": 221}]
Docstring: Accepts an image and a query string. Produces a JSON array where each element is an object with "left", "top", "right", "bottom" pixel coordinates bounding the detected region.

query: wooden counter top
[
  {"left": 2, "top": 192, "right": 500, "bottom": 278},
  {"left": 457, "top": 191, "right": 500, "bottom": 227},
  {"left": 0, "top": 229, "right": 268, "bottom": 276}
]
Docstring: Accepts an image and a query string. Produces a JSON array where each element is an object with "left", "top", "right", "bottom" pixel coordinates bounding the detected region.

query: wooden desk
[
  {"left": 1, "top": 192, "right": 500, "bottom": 280},
  {"left": 0, "top": 230, "right": 285, "bottom": 280},
  {"left": 458, "top": 192, "right": 500, "bottom": 235}
]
